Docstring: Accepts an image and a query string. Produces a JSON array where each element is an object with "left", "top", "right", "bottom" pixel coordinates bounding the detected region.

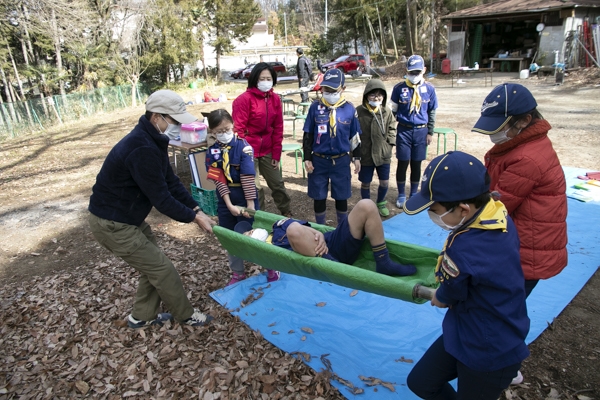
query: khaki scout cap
[{"left": 145, "top": 90, "right": 197, "bottom": 124}]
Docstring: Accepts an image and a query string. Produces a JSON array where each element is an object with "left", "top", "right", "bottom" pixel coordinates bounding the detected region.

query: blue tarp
[{"left": 210, "top": 167, "right": 600, "bottom": 399}]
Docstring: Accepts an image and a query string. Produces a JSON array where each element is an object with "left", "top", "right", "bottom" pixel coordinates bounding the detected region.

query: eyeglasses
[
  {"left": 367, "top": 92, "right": 384, "bottom": 99},
  {"left": 212, "top": 126, "right": 234, "bottom": 135}
]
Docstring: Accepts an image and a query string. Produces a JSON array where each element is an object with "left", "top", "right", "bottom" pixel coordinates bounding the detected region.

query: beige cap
[{"left": 145, "top": 90, "right": 197, "bottom": 124}]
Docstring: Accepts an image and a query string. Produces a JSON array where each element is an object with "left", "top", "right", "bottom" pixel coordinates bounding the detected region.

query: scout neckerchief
[
  {"left": 320, "top": 95, "right": 347, "bottom": 138},
  {"left": 366, "top": 103, "right": 385, "bottom": 137},
  {"left": 434, "top": 199, "right": 509, "bottom": 283},
  {"left": 404, "top": 77, "right": 423, "bottom": 114},
  {"left": 219, "top": 141, "right": 234, "bottom": 184}
]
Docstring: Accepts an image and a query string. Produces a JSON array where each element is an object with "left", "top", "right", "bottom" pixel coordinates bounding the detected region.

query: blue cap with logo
[
  {"left": 321, "top": 68, "right": 345, "bottom": 90},
  {"left": 403, "top": 151, "right": 490, "bottom": 215},
  {"left": 472, "top": 83, "right": 538, "bottom": 135},
  {"left": 407, "top": 55, "right": 425, "bottom": 72}
]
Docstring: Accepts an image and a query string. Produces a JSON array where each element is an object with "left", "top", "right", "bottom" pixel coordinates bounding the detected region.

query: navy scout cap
[
  {"left": 407, "top": 55, "right": 425, "bottom": 72},
  {"left": 403, "top": 151, "right": 490, "bottom": 215},
  {"left": 321, "top": 68, "right": 345, "bottom": 90},
  {"left": 472, "top": 83, "right": 538, "bottom": 135}
]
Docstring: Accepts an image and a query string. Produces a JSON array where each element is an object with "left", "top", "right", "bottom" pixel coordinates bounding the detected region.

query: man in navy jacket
[{"left": 88, "top": 90, "right": 215, "bottom": 329}]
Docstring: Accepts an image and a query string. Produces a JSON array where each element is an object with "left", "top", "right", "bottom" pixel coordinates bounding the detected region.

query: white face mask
[
  {"left": 158, "top": 115, "right": 181, "bottom": 140},
  {"left": 407, "top": 74, "right": 422, "bottom": 85},
  {"left": 257, "top": 80, "right": 273, "bottom": 92},
  {"left": 216, "top": 130, "right": 234, "bottom": 144},
  {"left": 368, "top": 100, "right": 382, "bottom": 107},
  {"left": 323, "top": 91, "right": 341, "bottom": 104},
  {"left": 489, "top": 128, "right": 510, "bottom": 145},
  {"left": 427, "top": 206, "right": 468, "bottom": 231}
]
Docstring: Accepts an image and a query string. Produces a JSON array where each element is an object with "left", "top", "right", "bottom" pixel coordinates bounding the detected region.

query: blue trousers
[{"left": 407, "top": 335, "right": 520, "bottom": 400}]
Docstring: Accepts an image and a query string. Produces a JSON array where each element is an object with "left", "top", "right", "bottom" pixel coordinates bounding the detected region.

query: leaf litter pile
[{"left": 0, "top": 231, "right": 351, "bottom": 399}]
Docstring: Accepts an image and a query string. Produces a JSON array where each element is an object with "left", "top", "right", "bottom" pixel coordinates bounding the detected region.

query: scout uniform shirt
[
  {"left": 303, "top": 100, "right": 361, "bottom": 156},
  {"left": 390, "top": 80, "right": 438, "bottom": 127}
]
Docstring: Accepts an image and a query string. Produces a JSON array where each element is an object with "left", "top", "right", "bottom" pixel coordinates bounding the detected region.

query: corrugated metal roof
[{"left": 445, "top": 0, "right": 600, "bottom": 19}]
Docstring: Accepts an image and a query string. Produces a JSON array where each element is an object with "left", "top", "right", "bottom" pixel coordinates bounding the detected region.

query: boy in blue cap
[
  {"left": 402, "top": 151, "right": 530, "bottom": 399},
  {"left": 302, "top": 68, "right": 362, "bottom": 226},
  {"left": 390, "top": 55, "right": 438, "bottom": 209}
]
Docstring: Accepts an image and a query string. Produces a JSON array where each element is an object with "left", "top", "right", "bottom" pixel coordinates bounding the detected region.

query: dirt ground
[{"left": 1, "top": 70, "right": 599, "bottom": 399}]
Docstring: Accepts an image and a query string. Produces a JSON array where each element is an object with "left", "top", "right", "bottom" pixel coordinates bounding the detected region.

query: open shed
[{"left": 443, "top": 0, "right": 600, "bottom": 72}]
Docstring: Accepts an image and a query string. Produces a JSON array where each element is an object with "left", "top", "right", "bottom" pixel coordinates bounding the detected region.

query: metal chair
[
  {"left": 280, "top": 143, "right": 305, "bottom": 178},
  {"left": 433, "top": 127, "right": 458, "bottom": 155}
]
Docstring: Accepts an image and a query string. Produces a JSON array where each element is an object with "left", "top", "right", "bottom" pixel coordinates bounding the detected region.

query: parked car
[
  {"left": 230, "top": 64, "right": 254, "bottom": 79},
  {"left": 322, "top": 54, "right": 366, "bottom": 74},
  {"left": 242, "top": 61, "right": 286, "bottom": 79}
]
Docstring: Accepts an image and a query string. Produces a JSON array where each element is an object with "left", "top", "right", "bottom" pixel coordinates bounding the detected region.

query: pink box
[{"left": 180, "top": 122, "right": 207, "bottom": 144}]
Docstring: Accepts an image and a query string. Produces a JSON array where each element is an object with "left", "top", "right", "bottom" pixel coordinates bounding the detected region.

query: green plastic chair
[
  {"left": 280, "top": 143, "right": 305, "bottom": 178},
  {"left": 433, "top": 127, "right": 458, "bottom": 155},
  {"left": 291, "top": 102, "right": 311, "bottom": 139}
]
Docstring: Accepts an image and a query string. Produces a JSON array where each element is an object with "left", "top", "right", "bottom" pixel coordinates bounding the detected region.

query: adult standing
[
  {"left": 389, "top": 55, "right": 438, "bottom": 208},
  {"left": 472, "top": 83, "right": 567, "bottom": 384},
  {"left": 296, "top": 48, "right": 312, "bottom": 103},
  {"left": 88, "top": 90, "right": 216, "bottom": 329},
  {"left": 232, "top": 62, "right": 292, "bottom": 217}
]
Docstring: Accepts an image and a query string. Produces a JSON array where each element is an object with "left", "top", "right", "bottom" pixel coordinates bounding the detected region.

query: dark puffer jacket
[
  {"left": 484, "top": 119, "right": 568, "bottom": 280},
  {"left": 356, "top": 79, "right": 396, "bottom": 166}
]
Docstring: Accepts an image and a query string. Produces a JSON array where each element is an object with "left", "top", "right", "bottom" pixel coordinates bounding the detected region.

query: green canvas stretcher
[{"left": 213, "top": 210, "right": 440, "bottom": 304}]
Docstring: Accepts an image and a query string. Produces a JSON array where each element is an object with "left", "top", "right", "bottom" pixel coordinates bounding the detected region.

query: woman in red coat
[
  {"left": 472, "top": 83, "right": 568, "bottom": 298},
  {"left": 232, "top": 62, "right": 292, "bottom": 216}
]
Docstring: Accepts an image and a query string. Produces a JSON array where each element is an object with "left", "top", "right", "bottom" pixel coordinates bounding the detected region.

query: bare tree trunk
[
  {"left": 51, "top": 8, "right": 66, "bottom": 96},
  {"left": 406, "top": 0, "right": 413, "bottom": 54},
  {"left": 376, "top": 6, "right": 386, "bottom": 55},
  {"left": 0, "top": 65, "right": 18, "bottom": 122},
  {"left": 389, "top": 14, "right": 399, "bottom": 58},
  {"left": 7, "top": 43, "right": 34, "bottom": 127},
  {"left": 130, "top": 76, "right": 138, "bottom": 107}
]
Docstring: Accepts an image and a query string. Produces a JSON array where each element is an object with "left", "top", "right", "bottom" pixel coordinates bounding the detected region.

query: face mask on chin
[
  {"left": 157, "top": 115, "right": 181, "bottom": 140},
  {"left": 427, "top": 206, "right": 468, "bottom": 231},
  {"left": 216, "top": 130, "right": 234, "bottom": 144},
  {"left": 323, "top": 91, "right": 341, "bottom": 104},
  {"left": 257, "top": 80, "right": 273, "bottom": 92}
]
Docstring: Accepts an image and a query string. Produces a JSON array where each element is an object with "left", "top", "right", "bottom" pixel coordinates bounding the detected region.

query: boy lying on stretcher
[{"left": 235, "top": 199, "right": 416, "bottom": 277}]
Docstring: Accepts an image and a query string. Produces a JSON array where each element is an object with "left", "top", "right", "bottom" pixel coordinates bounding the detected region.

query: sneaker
[
  {"left": 182, "top": 309, "right": 214, "bottom": 327},
  {"left": 396, "top": 195, "right": 406, "bottom": 209},
  {"left": 227, "top": 272, "right": 247, "bottom": 286},
  {"left": 267, "top": 269, "right": 281, "bottom": 282},
  {"left": 510, "top": 370, "right": 523, "bottom": 385},
  {"left": 127, "top": 312, "right": 172, "bottom": 329},
  {"left": 376, "top": 201, "right": 390, "bottom": 217}
]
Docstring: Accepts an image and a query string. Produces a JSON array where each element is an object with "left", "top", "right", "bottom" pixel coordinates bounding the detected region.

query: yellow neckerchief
[
  {"left": 219, "top": 141, "right": 233, "bottom": 184},
  {"left": 434, "top": 199, "right": 509, "bottom": 282},
  {"left": 405, "top": 78, "right": 422, "bottom": 114},
  {"left": 366, "top": 103, "right": 385, "bottom": 136},
  {"left": 320, "top": 96, "right": 347, "bottom": 138}
]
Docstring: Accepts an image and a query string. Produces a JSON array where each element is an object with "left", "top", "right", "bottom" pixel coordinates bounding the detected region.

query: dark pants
[
  {"left": 407, "top": 336, "right": 520, "bottom": 400},
  {"left": 299, "top": 77, "right": 310, "bottom": 102}
]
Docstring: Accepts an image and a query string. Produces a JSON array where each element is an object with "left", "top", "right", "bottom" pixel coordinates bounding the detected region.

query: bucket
[{"left": 519, "top": 69, "right": 530, "bottom": 79}]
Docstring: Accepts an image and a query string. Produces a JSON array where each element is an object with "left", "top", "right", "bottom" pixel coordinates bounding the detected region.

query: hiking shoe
[
  {"left": 510, "top": 370, "right": 523, "bottom": 385},
  {"left": 227, "top": 272, "right": 247, "bottom": 286},
  {"left": 127, "top": 313, "right": 172, "bottom": 329},
  {"left": 377, "top": 201, "right": 390, "bottom": 217},
  {"left": 267, "top": 269, "right": 281, "bottom": 283},
  {"left": 396, "top": 195, "right": 406, "bottom": 209},
  {"left": 182, "top": 309, "right": 214, "bottom": 327}
]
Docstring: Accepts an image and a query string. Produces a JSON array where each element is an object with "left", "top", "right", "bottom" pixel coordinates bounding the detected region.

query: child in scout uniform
[
  {"left": 302, "top": 68, "right": 362, "bottom": 226},
  {"left": 402, "top": 151, "right": 530, "bottom": 399},
  {"left": 389, "top": 54, "right": 438, "bottom": 209},
  {"left": 234, "top": 199, "right": 417, "bottom": 276},
  {"left": 205, "top": 109, "right": 280, "bottom": 286},
  {"left": 356, "top": 79, "right": 397, "bottom": 217}
]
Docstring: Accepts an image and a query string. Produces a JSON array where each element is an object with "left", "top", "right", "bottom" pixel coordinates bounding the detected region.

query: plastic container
[
  {"left": 441, "top": 59, "right": 451, "bottom": 74},
  {"left": 180, "top": 121, "right": 207, "bottom": 144},
  {"left": 190, "top": 184, "right": 218, "bottom": 216},
  {"left": 519, "top": 69, "right": 530, "bottom": 79}
]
